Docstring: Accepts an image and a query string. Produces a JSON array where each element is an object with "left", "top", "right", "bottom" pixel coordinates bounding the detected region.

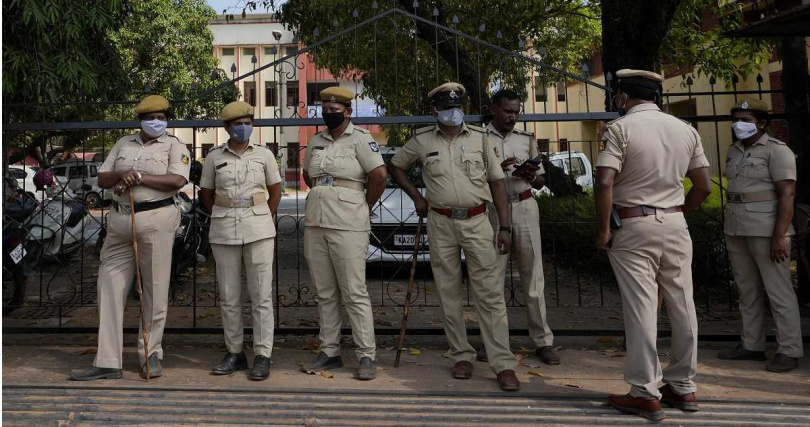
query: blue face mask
[
  {"left": 141, "top": 119, "right": 167, "bottom": 138},
  {"left": 228, "top": 124, "right": 253, "bottom": 142}
]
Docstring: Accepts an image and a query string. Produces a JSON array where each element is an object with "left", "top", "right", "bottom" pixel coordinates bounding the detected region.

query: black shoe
[
  {"left": 536, "top": 346, "right": 560, "bottom": 365},
  {"left": 357, "top": 356, "right": 376, "bottom": 381},
  {"left": 212, "top": 352, "right": 248, "bottom": 375},
  {"left": 717, "top": 343, "right": 766, "bottom": 361},
  {"left": 766, "top": 353, "right": 799, "bottom": 373},
  {"left": 141, "top": 352, "right": 163, "bottom": 379},
  {"left": 249, "top": 355, "right": 271, "bottom": 381},
  {"left": 69, "top": 366, "right": 122, "bottom": 381},
  {"left": 303, "top": 352, "right": 343, "bottom": 373},
  {"left": 475, "top": 347, "right": 488, "bottom": 362}
]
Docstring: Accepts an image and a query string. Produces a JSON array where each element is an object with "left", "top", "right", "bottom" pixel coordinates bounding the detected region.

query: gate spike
[
  {"left": 496, "top": 30, "right": 502, "bottom": 39},
  {"left": 433, "top": 7, "right": 439, "bottom": 17},
  {"left": 756, "top": 73, "right": 763, "bottom": 83},
  {"left": 230, "top": 63, "right": 236, "bottom": 73},
  {"left": 606, "top": 72, "right": 613, "bottom": 81},
  {"left": 452, "top": 15, "right": 459, "bottom": 24},
  {"left": 412, "top": 0, "right": 418, "bottom": 9},
  {"left": 582, "top": 63, "right": 589, "bottom": 74},
  {"left": 372, "top": 2, "right": 378, "bottom": 10},
  {"left": 518, "top": 39, "right": 525, "bottom": 49},
  {"left": 313, "top": 27, "right": 319, "bottom": 37},
  {"left": 353, "top": 10, "right": 359, "bottom": 18},
  {"left": 686, "top": 76, "right": 693, "bottom": 86},
  {"left": 478, "top": 23, "right": 485, "bottom": 32},
  {"left": 144, "top": 85, "right": 153, "bottom": 94},
  {"left": 538, "top": 47, "right": 547, "bottom": 56},
  {"left": 251, "top": 54, "right": 257, "bottom": 64},
  {"left": 709, "top": 76, "right": 716, "bottom": 85},
  {"left": 333, "top": 18, "right": 339, "bottom": 28},
  {"left": 732, "top": 75, "right": 739, "bottom": 83}
]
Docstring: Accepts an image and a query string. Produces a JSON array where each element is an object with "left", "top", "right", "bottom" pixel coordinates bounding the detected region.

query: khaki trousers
[
  {"left": 94, "top": 205, "right": 179, "bottom": 369},
  {"left": 607, "top": 212, "right": 698, "bottom": 398},
  {"left": 725, "top": 235, "right": 803, "bottom": 357},
  {"left": 427, "top": 210, "right": 517, "bottom": 373},
  {"left": 304, "top": 226, "right": 376, "bottom": 360},
  {"left": 211, "top": 238, "right": 275, "bottom": 358},
  {"left": 494, "top": 198, "right": 553, "bottom": 348}
]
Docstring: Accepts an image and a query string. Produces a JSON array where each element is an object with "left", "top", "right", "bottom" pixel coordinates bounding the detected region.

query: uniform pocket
[
  {"left": 248, "top": 160, "right": 266, "bottom": 186},
  {"left": 115, "top": 155, "right": 134, "bottom": 172},
  {"left": 462, "top": 152, "right": 486, "bottom": 185},
  {"left": 423, "top": 156, "right": 445, "bottom": 177},
  {"left": 211, "top": 205, "right": 229, "bottom": 218},
  {"left": 743, "top": 156, "right": 770, "bottom": 179},
  {"left": 333, "top": 148, "right": 357, "bottom": 169},
  {"left": 146, "top": 152, "right": 169, "bottom": 175},
  {"left": 214, "top": 160, "right": 234, "bottom": 187},
  {"left": 745, "top": 200, "right": 776, "bottom": 213},
  {"left": 337, "top": 188, "right": 365, "bottom": 204},
  {"left": 251, "top": 202, "right": 271, "bottom": 216}
]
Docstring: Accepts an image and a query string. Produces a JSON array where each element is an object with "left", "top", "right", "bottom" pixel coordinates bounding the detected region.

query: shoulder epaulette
[
  {"left": 414, "top": 126, "right": 433, "bottom": 135},
  {"left": 768, "top": 137, "right": 787, "bottom": 146},
  {"left": 605, "top": 115, "right": 628, "bottom": 127},
  {"left": 513, "top": 128, "right": 534, "bottom": 137},
  {"left": 210, "top": 144, "right": 226, "bottom": 151},
  {"left": 467, "top": 124, "right": 485, "bottom": 133},
  {"left": 354, "top": 127, "right": 370, "bottom": 134}
]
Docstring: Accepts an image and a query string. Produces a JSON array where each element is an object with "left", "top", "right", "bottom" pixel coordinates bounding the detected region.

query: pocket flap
[
  {"left": 211, "top": 205, "right": 229, "bottom": 218},
  {"left": 251, "top": 202, "right": 271, "bottom": 215},
  {"left": 745, "top": 201, "right": 775, "bottom": 213},
  {"left": 337, "top": 188, "right": 365, "bottom": 204}
]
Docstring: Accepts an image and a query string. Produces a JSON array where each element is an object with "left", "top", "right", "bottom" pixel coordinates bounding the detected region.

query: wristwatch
[
  {"left": 135, "top": 172, "right": 143, "bottom": 183},
  {"left": 499, "top": 226, "right": 512, "bottom": 233}
]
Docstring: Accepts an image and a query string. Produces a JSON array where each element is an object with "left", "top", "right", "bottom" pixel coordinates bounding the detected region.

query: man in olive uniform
[
  {"left": 486, "top": 89, "right": 558, "bottom": 365},
  {"left": 389, "top": 82, "right": 520, "bottom": 391},
  {"left": 70, "top": 95, "right": 190, "bottom": 380},
  {"left": 200, "top": 101, "right": 282, "bottom": 381},
  {"left": 718, "top": 98, "right": 803, "bottom": 372},
  {"left": 594, "top": 70, "right": 712, "bottom": 420},
  {"left": 301, "top": 87, "right": 387, "bottom": 381}
]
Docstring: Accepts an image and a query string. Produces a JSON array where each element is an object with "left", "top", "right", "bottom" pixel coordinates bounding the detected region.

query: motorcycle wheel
[{"left": 2, "top": 269, "right": 27, "bottom": 313}]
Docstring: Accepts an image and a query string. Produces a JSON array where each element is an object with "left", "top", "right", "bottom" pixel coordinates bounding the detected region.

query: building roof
[{"left": 724, "top": 3, "right": 810, "bottom": 37}]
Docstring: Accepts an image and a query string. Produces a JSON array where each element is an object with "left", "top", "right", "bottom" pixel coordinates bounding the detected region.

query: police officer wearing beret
[
  {"left": 302, "top": 87, "right": 387, "bottom": 381},
  {"left": 595, "top": 70, "right": 712, "bottom": 420},
  {"left": 718, "top": 99, "right": 803, "bottom": 372},
  {"left": 389, "top": 82, "right": 520, "bottom": 391},
  {"left": 200, "top": 101, "right": 282, "bottom": 381},
  {"left": 71, "top": 95, "right": 191, "bottom": 381}
]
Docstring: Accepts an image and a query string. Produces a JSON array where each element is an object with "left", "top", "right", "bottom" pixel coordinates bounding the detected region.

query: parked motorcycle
[
  {"left": 23, "top": 192, "right": 92, "bottom": 266},
  {"left": 2, "top": 190, "right": 39, "bottom": 310}
]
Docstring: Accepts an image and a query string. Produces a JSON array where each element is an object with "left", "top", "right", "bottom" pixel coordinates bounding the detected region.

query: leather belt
[
  {"left": 508, "top": 189, "right": 534, "bottom": 203},
  {"left": 113, "top": 197, "right": 174, "bottom": 215},
  {"left": 431, "top": 204, "right": 487, "bottom": 220},
  {"left": 312, "top": 175, "right": 366, "bottom": 192},
  {"left": 215, "top": 193, "right": 266, "bottom": 208},
  {"left": 726, "top": 191, "right": 778, "bottom": 203},
  {"left": 616, "top": 205, "right": 683, "bottom": 220}
]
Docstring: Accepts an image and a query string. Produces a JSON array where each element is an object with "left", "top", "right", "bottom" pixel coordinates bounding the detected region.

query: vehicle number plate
[
  {"left": 393, "top": 234, "right": 428, "bottom": 247},
  {"left": 10, "top": 244, "right": 26, "bottom": 264}
]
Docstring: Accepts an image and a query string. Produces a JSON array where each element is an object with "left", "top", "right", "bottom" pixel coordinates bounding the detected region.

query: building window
[
  {"left": 559, "top": 138, "right": 569, "bottom": 152},
  {"left": 556, "top": 82, "right": 566, "bottom": 102},
  {"left": 264, "top": 46, "right": 277, "bottom": 56},
  {"left": 286, "top": 143, "right": 300, "bottom": 168},
  {"left": 244, "top": 81, "right": 256, "bottom": 106},
  {"left": 537, "top": 139, "right": 549, "bottom": 154},
  {"left": 221, "top": 47, "right": 234, "bottom": 56},
  {"left": 265, "top": 81, "right": 278, "bottom": 107},
  {"left": 286, "top": 81, "right": 299, "bottom": 107},
  {"left": 534, "top": 76, "right": 547, "bottom": 102},
  {"left": 286, "top": 46, "right": 298, "bottom": 56},
  {"left": 89, "top": 165, "right": 98, "bottom": 177},
  {"left": 242, "top": 47, "right": 255, "bottom": 56},
  {"left": 307, "top": 82, "right": 339, "bottom": 105}
]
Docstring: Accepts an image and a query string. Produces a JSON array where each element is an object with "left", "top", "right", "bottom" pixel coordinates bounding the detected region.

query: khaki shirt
[
  {"left": 724, "top": 133, "right": 796, "bottom": 237},
  {"left": 485, "top": 123, "right": 544, "bottom": 195},
  {"left": 99, "top": 132, "right": 191, "bottom": 203},
  {"left": 596, "top": 104, "right": 709, "bottom": 208},
  {"left": 391, "top": 123, "right": 505, "bottom": 209},
  {"left": 201, "top": 142, "right": 282, "bottom": 245},
  {"left": 303, "top": 122, "right": 385, "bottom": 232}
]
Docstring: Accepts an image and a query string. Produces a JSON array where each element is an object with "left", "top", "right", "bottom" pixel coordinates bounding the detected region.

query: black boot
[
  {"left": 357, "top": 356, "right": 376, "bottom": 381},
  {"left": 212, "top": 352, "right": 248, "bottom": 375},
  {"left": 717, "top": 343, "right": 766, "bottom": 361},
  {"left": 303, "top": 352, "right": 343, "bottom": 373},
  {"left": 249, "top": 355, "right": 271, "bottom": 381},
  {"left": 69, "top": 366, "right": 122, "bottom": 381},
  {"left": 766, "top": 353, "right": 799, "bottom": 373}
]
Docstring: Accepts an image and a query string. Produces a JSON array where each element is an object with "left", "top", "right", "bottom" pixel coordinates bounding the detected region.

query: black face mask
[{"left": 323, "top": 113, "right": 346, "bottom": 130}]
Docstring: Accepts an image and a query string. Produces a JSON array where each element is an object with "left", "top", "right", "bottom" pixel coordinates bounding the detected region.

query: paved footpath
[{"left": 3, "top": 334, "right": 809, "bottom": 425}]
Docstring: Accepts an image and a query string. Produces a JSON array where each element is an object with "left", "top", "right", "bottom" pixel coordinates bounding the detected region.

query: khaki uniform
[
  {"left": 94, "top": 132, "right": 190, "bottom": 369},
  {"left": 487, "top": 124, "right": 553, "bottom": 348},
  {"left": 724, "top": 133, "right": 802, "bottom": 358},
  {"left": 201, "top": 142, "right": 281, "bottom": 358},
  {"left": 391, "top": 123, "right": 518, "bottom": 373},
  {"left": 596, "top": 103, "right": 709, "bottom": 398},
  {"left": 303, "top": 122, "right": 384, "bottom": 360}
]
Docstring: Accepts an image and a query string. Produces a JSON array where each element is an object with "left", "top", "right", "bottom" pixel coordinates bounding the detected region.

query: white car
[
  {"left": 7, "top": 165, "right": 43, "bottom": 199},
  {"left": 535, "top": 151, "right": 594, "bottom": 196}
]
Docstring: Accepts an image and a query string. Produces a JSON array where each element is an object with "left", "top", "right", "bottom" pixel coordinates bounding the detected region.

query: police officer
[
  {"left": 594, "top": 70, "right": 712, "bottom": 421},
  {"left": 718, "top": 98, "right": 802, "bottom": 372},
  {"left": 389, "top": 82, "right": 520, "bottom": 391},
  {"left": 302, "top": 87, "right": 387, "bottom": 381},
  {"left": 70, "top": 95, "right": 190, "bottom": 380},
  {"left": 200, "top": 101, "right": 282, "bottom": 381},
  {"left": 486, "top": 89, "right": 558, "bottom": 365}
]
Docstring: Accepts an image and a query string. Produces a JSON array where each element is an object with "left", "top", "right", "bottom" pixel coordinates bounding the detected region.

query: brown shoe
[
  {"left": 608, "top": 393, "right": 665, "bottom": 422},
  {"left": 452, "top": 361, "right": 473, "bottom": 379},
  {"left": 496, "top": 369, "right": 520, "bottom": 391},
  {"left": 659, "top": 384, "right": 698, "bottom": 412}
]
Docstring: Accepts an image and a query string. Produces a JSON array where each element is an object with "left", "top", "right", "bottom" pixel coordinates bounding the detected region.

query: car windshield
[{"left": 382, "top": 153, "right": 425, "bottom": 189}]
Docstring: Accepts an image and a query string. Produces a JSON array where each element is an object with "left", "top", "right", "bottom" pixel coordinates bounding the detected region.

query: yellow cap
[
  {"left": 320, "top": 87, "right": 355, "bottom": 105},
  {"left": 615, "top": 69, "right": 664, "bottom": 83},
  {"left": 219, "top": 101, "right": 254, "bottom": 123},
  {"left": 134, "top": 95, "right": 170, "bottom": 115},
  {"left": 732, "top": 98, "right": 769, "bottom": 113}
]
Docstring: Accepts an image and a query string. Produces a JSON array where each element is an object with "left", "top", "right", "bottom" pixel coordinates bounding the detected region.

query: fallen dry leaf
[
  {"left": 301, "top": 343, "right": 320, "bottom": 351},
  {"left": 409, "top": 348, "right": 422, "bottom": 356},
  {"left": 442, "top": 349, "right": 453, "bottom": 358},
  {"left": 528, "top": 370, "right": 543, "bottom": 377},
  {"left": 320, "top": 371, "right": 334, "bottom": 379},
  {"left": 564, "top": 383, "right": 582, "bottom": 389},
  {"left": 78, "top": 348, "right": 97, "bottom": 355},
  {"left": 597, "top": 338, "right": 615, "bottom": 344}
]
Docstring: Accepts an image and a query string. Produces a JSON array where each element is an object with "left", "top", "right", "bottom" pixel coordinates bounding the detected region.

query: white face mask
[
  {"left": 435, "top": 107, "right": 464, "bottom": 127},
  {"left": 141, "top": 119, "right": 167, "bottom": 138},
  {"left": 731, "top": 121, "right": 758, "bottom": 140}
]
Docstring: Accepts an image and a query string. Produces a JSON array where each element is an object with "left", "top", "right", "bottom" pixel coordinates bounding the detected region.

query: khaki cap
[
  {"left": 219, "top": 101, "right": 254, "bottom": 123},
  {"left": 428, "top": 82, "right": 466, "bottom": 107},
  {"left": 731, "top": 98, "right": 769, "bottom": 113},
  {"left": 616, "top": 69, "right": 664, "bottom": 83},
  {"left": 320, "top": 86, "right": 355, "bottom": 105},
  {"left": 134, "top": 95, "right": 170, "bottom": 115}
]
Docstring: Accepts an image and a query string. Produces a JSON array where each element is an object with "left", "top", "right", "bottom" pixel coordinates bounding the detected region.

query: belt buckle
[
  {"left": 508, "top": 193, "right": 520, "bottom": 203},
  {"left": 451, "top": 208, "right": 468, "bottom": 220},
  {"left": 317, "top": 175, "right": 335, "bottom": 187},
  {"left": 727, "top": 193, "right": 741, "bottom": 203},
  {"left": 232, "top": 195, "right": 251, "bottom": 208},
  {"left": 118, "top": 202, "right": 131, "bottom": 214}
]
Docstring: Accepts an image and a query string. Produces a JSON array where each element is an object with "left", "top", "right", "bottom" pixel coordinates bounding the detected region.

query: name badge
[
  {"left": 215, "top": 162, "right": 228, "bottom": 170},
  {"left": 426, "top": 151, "right": 439, "bottom": 158},
  {"left": 313, "top": 146, "right": 325, "bottom": 151}
]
